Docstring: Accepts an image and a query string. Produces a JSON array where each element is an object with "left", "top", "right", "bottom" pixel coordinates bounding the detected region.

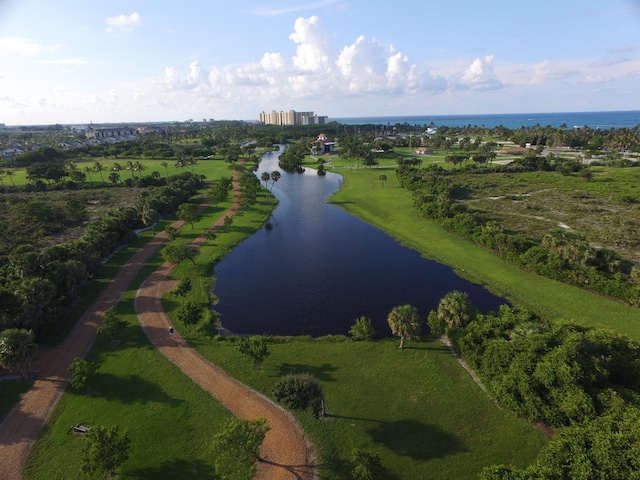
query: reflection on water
[{"left": 213, "top": 147, "right": 507, "bottom": 337}]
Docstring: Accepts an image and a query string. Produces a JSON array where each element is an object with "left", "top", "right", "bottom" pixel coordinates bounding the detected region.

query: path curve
[{"left": 135, "top": 171, "right": 316, "bottom": 479}]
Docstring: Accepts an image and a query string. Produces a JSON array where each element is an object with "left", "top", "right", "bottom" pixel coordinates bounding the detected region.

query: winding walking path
[{"left": 0, "top": 168, "right": 315, "bottom": 479}]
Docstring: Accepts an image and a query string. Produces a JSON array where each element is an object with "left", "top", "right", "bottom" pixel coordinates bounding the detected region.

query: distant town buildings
[{"left": 259, "top": 110, "right": 328, "bottom": 126}]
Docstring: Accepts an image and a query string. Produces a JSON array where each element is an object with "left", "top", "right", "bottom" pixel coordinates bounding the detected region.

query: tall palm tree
[
  {"left": 93, "top": 161, "right": 105, "bottom": 182},
  {"left": 83, "top": 166, "right": 93, "bottom": 181},
  {"left": 125, "top": 160, "right": 135, "bottom": 179},
  {"left": 5, "top": 169, "right": 16, "bottom": 186},
  {"left": 436, "top": 290, "right": 476, "bottom": 329},
  {"left": 387, "top": 304, "right": 421, "bottom": 349},
  {"left": 270, "top": 170, "right": 281, "bottom": 191},
  {"left": 261, "top": 172, "right": 270, "bottom": 190},
  {"left": 160, "top": 161, "right": 169, "bottom": 177}
]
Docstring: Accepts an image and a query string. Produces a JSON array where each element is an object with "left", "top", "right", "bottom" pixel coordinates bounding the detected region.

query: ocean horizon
[{"left": 332, "top": 110, "right": 640, "bottom": 130}]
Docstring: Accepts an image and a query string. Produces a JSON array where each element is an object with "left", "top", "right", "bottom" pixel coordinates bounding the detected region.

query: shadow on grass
[
  {"left": 275, "top": 362, "right": 339, "bottom": 382},
  {"left": 368, "top": 419, "right": 467, "bottom": 461},
  {"left": 92, "top": 373, "right": 183, "bottom": 407},
  {"left": 129, "top": 458, "right": 217, "bottom": 480}
]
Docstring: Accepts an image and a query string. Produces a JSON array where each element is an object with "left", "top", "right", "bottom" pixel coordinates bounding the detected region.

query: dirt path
[
  {"left": 0, "top": 230, "right": 171, "bottom": 480},
  {"left": 135, "top": 177, "right": 316, "bottom": 479},
  {"left": 0, "top": 167, "right": 314, "bottom": 479}
]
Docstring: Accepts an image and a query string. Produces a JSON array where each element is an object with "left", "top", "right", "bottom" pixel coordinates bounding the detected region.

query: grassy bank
[
  {"left": 188, "top": 335, "right": 547, "bottom": 479},
  {"left": 327, "top": 166, "right": 640, "bottom": 339}
]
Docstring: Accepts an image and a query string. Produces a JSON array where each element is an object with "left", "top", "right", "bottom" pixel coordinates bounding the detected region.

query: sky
[{"left": 1, "top": 0, "right": 640, "bottom": 125}]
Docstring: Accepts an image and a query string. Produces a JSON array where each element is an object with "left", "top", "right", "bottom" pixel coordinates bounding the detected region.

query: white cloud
[
  {"left": 105, "top": 12, "right": 143, "bottom": 33},
  {"left": 290, "top": 16, "right": 335, "bottom": 72},
  {"left": 0, "top": 37, "right": 44, "bottom": 56},
  {"left": 459, "top": 55, "right": 503, "bottom": 90}
]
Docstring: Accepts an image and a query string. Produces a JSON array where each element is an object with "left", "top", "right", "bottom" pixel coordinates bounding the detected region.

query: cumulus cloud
[
  {"left": 105, "top": 12, "right": 143, "bottom": 33},
  {"left": 145, "top": 15, "right": 490, "bottom": 116},
  {"left": 459, "top": 55, "right": 503, "bottom": 90}
]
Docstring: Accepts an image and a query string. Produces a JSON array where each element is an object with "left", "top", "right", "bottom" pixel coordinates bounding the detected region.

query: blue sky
[{"left": 1, "top": 0, "right": 639, "bottom": 125}]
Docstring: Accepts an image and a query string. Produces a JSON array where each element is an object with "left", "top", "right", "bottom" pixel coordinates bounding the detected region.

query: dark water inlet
[{"left": 213, "top": 147, "right": 507, "bottom": 337}]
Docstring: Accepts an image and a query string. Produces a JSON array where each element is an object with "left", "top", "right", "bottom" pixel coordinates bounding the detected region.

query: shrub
[{"left": 349, "top": 316, "right": 376, "bottom": 341}]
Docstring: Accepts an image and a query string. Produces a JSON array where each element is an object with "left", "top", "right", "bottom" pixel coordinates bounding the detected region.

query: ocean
[{"left": 333, "top": 110, "right": 640, "bottom": 130}]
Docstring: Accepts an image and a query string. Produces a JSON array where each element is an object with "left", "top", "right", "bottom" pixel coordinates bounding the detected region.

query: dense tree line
[
  {"left": 396, "top": 163, "right": 640, "bottom": 306},
  {"left": 0, "top": 172, "right": 204, "bottom": 337}
]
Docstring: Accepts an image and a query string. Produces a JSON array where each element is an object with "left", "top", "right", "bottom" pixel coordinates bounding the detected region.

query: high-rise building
[{"left": 259, "top": 110, "right": 328, "bottom": 126}]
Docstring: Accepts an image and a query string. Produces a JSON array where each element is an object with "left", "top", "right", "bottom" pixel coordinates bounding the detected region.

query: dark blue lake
[{"left": 213, "top": 147, "right": 507, "bottom": 337}]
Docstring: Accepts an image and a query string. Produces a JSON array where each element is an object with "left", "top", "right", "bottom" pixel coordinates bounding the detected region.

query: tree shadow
[
  {"left": 92, "top": 373, "right": 183, "bottom": 407},
  {"left": 274, "top": 363, "right": 339, "bottom": 382},
  {"left": 368, "top": 419, "right": 468, "bottom": 461},
  {"left": 129, "top": 458, "right": 217, "bottom": 480}
]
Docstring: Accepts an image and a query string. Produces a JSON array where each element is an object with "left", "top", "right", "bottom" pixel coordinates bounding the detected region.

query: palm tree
[
  {"left": 160, "top": 161, "right": 169, "bottom": 177},
  {"left": 270, "top": 171, "right": 281, "bottom": 191},
  {"left": 83, "top": 166, "right": 93, "bottom": 181},
  {"left": 387, "top": 304, "right": 421, "bottom": 349},
  {"left": 133, "top": 161, "right": 145, "bottom": 178},
  {"left": 0, "top": 328, "right": 37, "bottom": 378},
  {"left": 108, "top": 172, "right": 120, "bottom": 184},
  {"left": 93, "top": 161, "right": 106, "bottom": 182},
  {"left": 261, "top": 172, "right": 270, "bottom": 190},
  {"left": 436, "top": 290, "right": 476, "bottom": 329},
  {"left": 5, "top": 169, "right": 16, "bottom": 186},
  {"left": 125, "top": 160, "right": 135, "bottom": 179}
]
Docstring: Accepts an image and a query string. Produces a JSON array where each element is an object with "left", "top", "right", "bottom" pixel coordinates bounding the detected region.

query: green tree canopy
[
  {"left": 387, "top": 304, "right": 421, "bottom": 349},
  {"left": 81, "top": 425, "right": 130, "bottom": 477},
  {"left": 211, "top": 418, "right": 270, "bottom": 480}
]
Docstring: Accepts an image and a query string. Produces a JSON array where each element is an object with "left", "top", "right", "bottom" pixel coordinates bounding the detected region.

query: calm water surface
[{"left": 213, "top": 147, "right": 507, "bottom": 337}]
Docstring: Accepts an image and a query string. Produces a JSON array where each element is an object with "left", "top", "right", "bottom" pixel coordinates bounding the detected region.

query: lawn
[{"left": 184, "top": 335, "right": 547, "bottom": 479}]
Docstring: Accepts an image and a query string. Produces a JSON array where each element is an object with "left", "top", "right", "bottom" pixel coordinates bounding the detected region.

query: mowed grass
[
  {"left": 23, "top": 261, "right": 235, "bottom": 480},
  {"left": 328, "top": 167, "right": 640, "bottom": 339},
  {"left": 188, "top": 336, "right": 547, "bottom": 479}
]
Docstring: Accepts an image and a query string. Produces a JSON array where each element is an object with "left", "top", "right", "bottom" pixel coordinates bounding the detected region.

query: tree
[
  {"left": 273, "top": 373, "right": 325, "bottom": 418},
  {"left": 207, "top": 177, "right": 233, "bottom": 206},
  {"left": 93, "top": 161, "right": 106, "bottom": 182},
  {"left": 162, "top": 243, "right": 199, "bottom": 265},
  {"left": 270, "top": 170, "right": 281, "bottom": 191},
  {"left": 223, "top": 215, "right": 233, "bottom": 230},
  {"left": 260, "top": 171, "right": 270, "bottom": 190},
  {"left": 173, "top": 277, "right": 192, "bottom": 297},
  {"left": 237, "top": 336, "right": 270, "bottom": 369},
  {"left": 81, "top": 425, "right": 130, "bottom": 477},
  {"left": 141, "top": 207, "right": 160, "bottom": 234},
  {"left": 177, "top": 202, "right": 200, "bottom": 229},
  {"left": 176, "top": 299, "right": 203, "bottom": 325},
  {"left": 349, "top": 316, "right": 375, "bottom": 341},
  {"left": 350, "top": 448, "right": 383, "bottom": 480},
  {"left": 211, "top": 418, "right": 270, "bottom": 480},
  {"left": 437, "top": 291, "right": 477, "bottom": 330},
  {"left": 0, "top": 328, "right": 37, "bottom": 378},
  {"left": 387, "top": 304, "right": 421, "bottom": 349},
  {"left": 160, "top": 161, "right": 169, "bottom": 177},
  {"left": 68, "top": 357, "right": 99, "bottom": 392},
  {"left": 108, "top": 172, "right": 120, "bottom": 184},
  {"left": 97, "top": 306, "right": 128, "bottom": 339},
  {"left": 378, "top": 174, "right": 387, "bottom": 187}
]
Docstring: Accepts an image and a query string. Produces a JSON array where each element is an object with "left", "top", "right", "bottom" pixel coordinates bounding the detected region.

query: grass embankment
[{"left": 327, "top": 162, "right": 640, "bottom": 339}]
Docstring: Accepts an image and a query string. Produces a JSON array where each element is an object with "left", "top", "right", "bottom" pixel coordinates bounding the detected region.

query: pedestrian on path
[{"left": 169, "top": 326, "right": 174, "bottom": 338}]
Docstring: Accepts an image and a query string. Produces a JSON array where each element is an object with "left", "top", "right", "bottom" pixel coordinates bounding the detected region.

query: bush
[
  {"left": 351, "top": 448, "right": 383, "bottom": 480},
  {"left": 272, "top": 373, "right": 324, "bottom": 417},
  {"left": 349, "top": 317, "right": 375, "bottom": 341},
  {"left": 176, "top": 299, "right": 203, "bottom": 325}
]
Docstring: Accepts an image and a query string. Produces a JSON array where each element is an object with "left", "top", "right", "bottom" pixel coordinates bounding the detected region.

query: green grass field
[{"left": 328, "top": 165, "right": 640, "bottom": 339}]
